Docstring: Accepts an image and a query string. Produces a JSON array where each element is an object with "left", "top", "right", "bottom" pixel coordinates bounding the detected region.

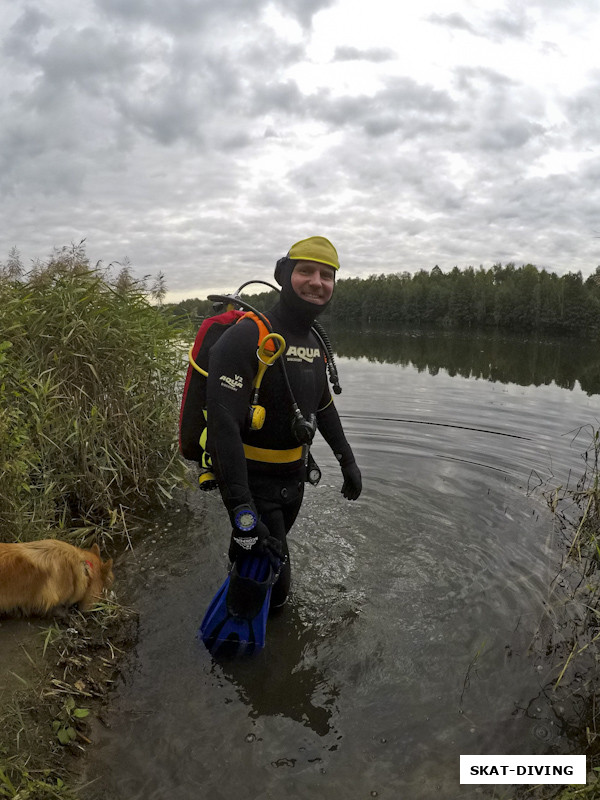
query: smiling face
[{"left": 290, "top": 260, "right": 336, "bottom": 305}]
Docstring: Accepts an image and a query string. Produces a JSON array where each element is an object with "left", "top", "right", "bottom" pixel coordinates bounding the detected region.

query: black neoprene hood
[{"left": 275, "top": 259, "right": 333, "bottom": 327}]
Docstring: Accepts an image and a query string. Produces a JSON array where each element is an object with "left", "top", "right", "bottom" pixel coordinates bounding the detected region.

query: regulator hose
[
  {"left": 207, "top": 284, "right": 342, "bottom": 435},
  {"left": 311, "top": 319, "right": 342, "bottom": 394},
  {"left": 207, "top": 288, "right": 303, "bottom": 434},
  {"left": 209, "top": 282, "right": 342, "bottom": 394}
]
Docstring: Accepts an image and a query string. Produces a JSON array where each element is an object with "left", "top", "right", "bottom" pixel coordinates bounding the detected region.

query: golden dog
[{"left": 0, "top": 539, "right": 114, "bottom": 616}]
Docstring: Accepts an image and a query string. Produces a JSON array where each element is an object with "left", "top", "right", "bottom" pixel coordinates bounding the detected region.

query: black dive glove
[
  {"left": 341, "top": 462, "right": 362, "bottom": 501},
  {"left": 229, "top": 504, "right": 283, "bottom": 566}
]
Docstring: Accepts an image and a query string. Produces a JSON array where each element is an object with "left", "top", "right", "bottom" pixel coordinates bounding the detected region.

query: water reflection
[
  {"left": 330, "top": 324, "right": 600, "bottom": 395},
  {"left": 209, "top": 602, "right": 343, "bottom": 739},
  {"left": 79, "top": 333, "right": 599, "bottom": 799}
]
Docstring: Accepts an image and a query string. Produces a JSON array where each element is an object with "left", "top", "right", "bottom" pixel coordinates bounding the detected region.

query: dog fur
[{"left": 0, "top": 539, "right": 114, "bottom": 617}]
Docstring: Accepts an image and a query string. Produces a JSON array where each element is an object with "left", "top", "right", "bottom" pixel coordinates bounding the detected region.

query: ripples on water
[{"left": 82, "top": 354, "right": 598, "bottom": 800}]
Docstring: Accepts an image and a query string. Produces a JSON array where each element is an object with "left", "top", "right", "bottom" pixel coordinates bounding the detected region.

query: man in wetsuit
[{"left": 206, "top": 236, "right": 362, "bottom": 607}]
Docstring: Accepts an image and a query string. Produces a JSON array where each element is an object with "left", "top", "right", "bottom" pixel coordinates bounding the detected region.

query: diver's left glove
[
  {"left": 230, "top": 504, "right": 283, "bottom": 567},
  {"left": 341, "top": 461, "right": 362, "bottom": 501}
]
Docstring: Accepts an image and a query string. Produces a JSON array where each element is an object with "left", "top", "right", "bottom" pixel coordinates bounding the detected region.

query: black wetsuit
[{"left": 206, "top": 297, "right": 356, "bottom": 603}]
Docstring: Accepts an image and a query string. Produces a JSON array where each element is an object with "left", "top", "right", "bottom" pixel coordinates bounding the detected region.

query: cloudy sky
[{"left": 2, "top": 0, "right": 600, "bottom": 301}]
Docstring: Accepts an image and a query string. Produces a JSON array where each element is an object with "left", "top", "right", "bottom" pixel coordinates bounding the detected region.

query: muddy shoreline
[
  {"left": 0, "top": 607, "right": 138, "bottom": 797},
  {"left": 0, "top": 493, "right": 201, "bottom": 798}
]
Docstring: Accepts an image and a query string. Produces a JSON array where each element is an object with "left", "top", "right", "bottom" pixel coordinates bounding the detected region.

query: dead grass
[{"left": 0, "top": 603, "right": 138, "bottom": 799}]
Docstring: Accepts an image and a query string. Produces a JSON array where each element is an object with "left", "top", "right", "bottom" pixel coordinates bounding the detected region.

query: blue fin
[{"left": 199, "top": 555, "right": 278, "bottom": 657}]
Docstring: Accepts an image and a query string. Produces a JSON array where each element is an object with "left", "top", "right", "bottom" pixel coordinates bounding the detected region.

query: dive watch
[{"left": 233, "top": 505, "right": 258, "bottom": 532}]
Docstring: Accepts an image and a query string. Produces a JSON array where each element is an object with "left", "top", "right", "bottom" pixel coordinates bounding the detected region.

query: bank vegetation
[
  {"left": 0, "top": 242, "right": 189, "bottom": 798},
  {"left": 525, "top": 427, "right": 600, "bottom": 799},
  {"left": 0, "top": 242, "right": 186, "bottom": 545}
]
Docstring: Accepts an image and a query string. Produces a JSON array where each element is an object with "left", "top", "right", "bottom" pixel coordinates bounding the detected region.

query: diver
[{"left": 205, "top": 236, "right": 362, "bottom": 610}]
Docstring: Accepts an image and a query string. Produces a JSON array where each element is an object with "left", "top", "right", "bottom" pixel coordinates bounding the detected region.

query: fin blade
[{"left": 198, "top": 555, "right": 277, "bottom": 656}]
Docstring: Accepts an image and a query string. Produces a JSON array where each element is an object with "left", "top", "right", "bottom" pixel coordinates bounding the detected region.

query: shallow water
[{"left": 81, "top": 330, "right": 598, "bottom": 799}]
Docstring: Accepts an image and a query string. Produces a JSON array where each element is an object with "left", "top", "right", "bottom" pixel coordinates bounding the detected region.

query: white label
[
  {"left": 219, "top": 373, "right": 244, "bottom": 391},
  {"left": 232, "top": 536, "right": 258, "bottom": 550},
  {"left": 286, "top": 345, "right": 320, "bottom": 363},
  {"left": 460, "top": 755, "right": 586, "bottom": 784}
]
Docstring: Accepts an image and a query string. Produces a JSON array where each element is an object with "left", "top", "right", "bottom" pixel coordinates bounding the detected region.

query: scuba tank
[{"left": 178, "top": 307, "right": 245, "bottom": 489}]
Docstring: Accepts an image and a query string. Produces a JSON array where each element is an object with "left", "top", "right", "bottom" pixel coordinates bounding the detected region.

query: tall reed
[
  {"left": 539, "top": 426, "right": 600, "bottom": 797},
  {"left": 0, "top": 243, "right": 187, "bottom": 543}
]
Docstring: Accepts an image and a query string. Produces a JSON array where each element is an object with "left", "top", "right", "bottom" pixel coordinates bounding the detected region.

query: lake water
[{"left": 81, "top": 328, "right": 599, "bottom": 800}]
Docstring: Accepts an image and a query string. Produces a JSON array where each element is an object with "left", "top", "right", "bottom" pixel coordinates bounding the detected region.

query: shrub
[{"left": 0, "top": 243, "right": 187, "bottom": 542}]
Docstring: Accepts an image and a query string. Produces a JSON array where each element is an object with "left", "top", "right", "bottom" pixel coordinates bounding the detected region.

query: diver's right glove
[
  {"left": 229, "top": 504, "right": 283, "bottom": 566},
  {"left": 341, "top": 461, "right": 362, "bottom": 501}
]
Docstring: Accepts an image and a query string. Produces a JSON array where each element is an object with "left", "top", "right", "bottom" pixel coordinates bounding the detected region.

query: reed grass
[
  {"left": 0, "top": 242, "right": 187, "bottom": 544},
  {"left": 529, "top": 426, "right": 600, "bottom": 799}
]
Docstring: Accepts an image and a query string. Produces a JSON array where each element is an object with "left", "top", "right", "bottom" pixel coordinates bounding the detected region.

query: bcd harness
[
  {"left": 179, "top": 284, "right": 340, "bottom": 491},
  {"left": 180, "top": 310, "right": 308, "bottom": 490},
  {"left": 188, "top": 311, "right": 285, "bottom": 432}
]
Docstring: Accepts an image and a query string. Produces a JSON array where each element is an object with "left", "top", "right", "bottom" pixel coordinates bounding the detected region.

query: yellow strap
[
  {"left": 189, "top": 313, "right": 285, "bottom": 380},
  {"left": 243, "top": 444, "right": 303, "bottom": 463},
  {"left": 318, "top": 394, "right": 333, "bottom": 412},
  {"left": 189, "top": 345, "right": 208, "bottom": 376},
  {"left": 254, "top": 333, "right": 286, "bottom": 389}
]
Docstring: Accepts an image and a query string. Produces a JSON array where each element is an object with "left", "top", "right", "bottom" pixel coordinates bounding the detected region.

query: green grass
[
  {"left": 0, "top": 601, "right": 138, "bottom": 800},
  {"left": 528, "top": 426, "right": 600, "bottom": 800},
  {"left": 0, "top": 242, "right": 187, "bottom": 797},
  {"left": 0, "top": 241, "right": 188, "bottom": 544}
]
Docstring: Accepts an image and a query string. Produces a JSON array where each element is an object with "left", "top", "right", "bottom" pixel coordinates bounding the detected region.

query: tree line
[
  {"left": 164, "top": 263, "right": 600, "bottom": 337},
  {"left": 330, "top": 263, "right": 600, "bottom": 335}
]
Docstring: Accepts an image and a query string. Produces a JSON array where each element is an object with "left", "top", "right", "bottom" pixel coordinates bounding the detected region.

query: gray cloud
[
  {"left": 93, "top": 0, "right": 254, "bottom": 33},
  {"left": 3, "top": 5, "right": 52, "bottom": 51},
  {"left": 476, "top": 119, "right": 546, "bottom": 152},
  {"left": 428, "top": 6, "right": 533, "bottom": 41},
  {"left": 0, "top": 0, "right": 309, "bottom": 176},
  {"left": 1, "top": 0, "right": 599, "bottom": 297},
  {"left": 454, "top": 66, "right": 516, "bottom": 94},
  {"left": 298, "top": 78, "right": 455, "bottom": 141},
  {"left": 94, "top": 0, "right": 334, "bottom": 31},
  {"left": 274, "top": 0, "right": 337, "bottom": 28},
  {"left": 564, "top": 71, "right": 600, "bottom": 144},
  {"left": 427, "top": 12, "right": 477, "bottom": 35},
  {"left": 250, "top": 79, "right": 306, "bottom": 117},
  {"left": 486, "top": 7, "right": 533, "bottom": 40},
  {"left": 333, "top": 45, "right": 395, "bottom": 62}
]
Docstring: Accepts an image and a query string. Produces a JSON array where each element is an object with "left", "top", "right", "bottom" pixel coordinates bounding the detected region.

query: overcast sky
[{"left": 2, "top": 0, "right": 600, "bottom": 301}]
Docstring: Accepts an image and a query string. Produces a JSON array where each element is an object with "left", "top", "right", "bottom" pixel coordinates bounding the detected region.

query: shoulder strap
[{"left": 237, "top": 311, "right": 276, "bottom": 352}]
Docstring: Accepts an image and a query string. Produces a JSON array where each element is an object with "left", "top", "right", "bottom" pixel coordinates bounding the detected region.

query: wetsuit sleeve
[
  {"left": 316, "top": 400, "right": 356, "bottom": 467},
  {"left": 206, "top": 321, "right": 257, "bottom": 511}
]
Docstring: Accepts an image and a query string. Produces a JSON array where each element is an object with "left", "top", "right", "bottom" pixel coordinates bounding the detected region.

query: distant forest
[{"left": 165, "top": 262, "right": 600, "bottom": 337}]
